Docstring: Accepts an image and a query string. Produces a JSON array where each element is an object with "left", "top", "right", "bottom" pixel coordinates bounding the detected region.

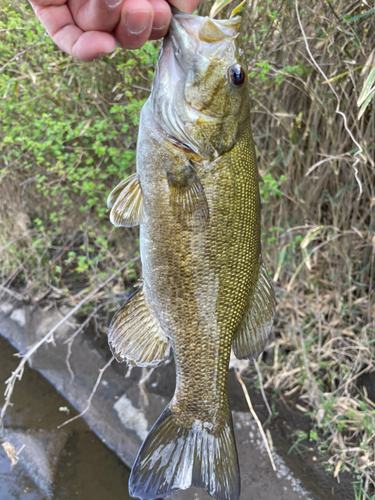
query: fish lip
[
  {"left": 168, "top": 11, "right": 242, "bottom": 61},
  {"left": 171, "top": 8, "right": 242, "bottom": 27},
  {"left": 171, "top": 11, "right": 242, "bottom": 40}
]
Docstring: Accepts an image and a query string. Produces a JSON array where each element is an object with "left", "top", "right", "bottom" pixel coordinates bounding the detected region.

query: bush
[{"left": 0, "top": 3, "right": 159, "bottom": 292}]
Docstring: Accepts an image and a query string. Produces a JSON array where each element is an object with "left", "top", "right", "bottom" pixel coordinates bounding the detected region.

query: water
[{"left": 0, "top": 335, "right": 132, "bottom": 500}]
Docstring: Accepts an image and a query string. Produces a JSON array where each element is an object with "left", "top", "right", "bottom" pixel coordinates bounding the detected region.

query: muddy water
[{"left": 0, "top": 335, "right": 132, "bottom": 500}]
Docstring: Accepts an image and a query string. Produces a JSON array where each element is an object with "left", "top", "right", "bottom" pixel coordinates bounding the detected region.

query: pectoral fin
[
  {"left": 233, "top": 260, "right": 276, "bottom": 359},
  {"left": 107, "top": 173, "right": 143, "bottom": 227},
  {"left": 108, "top": 284, "right": 170, "bottom": 367},
  {"left": 167, "top": 162, "right": 209, "bottom": 225}
]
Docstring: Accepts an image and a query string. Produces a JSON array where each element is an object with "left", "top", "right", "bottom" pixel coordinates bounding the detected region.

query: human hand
[{"left": 29, "top": 0, "right": 201, "bottom": 62}]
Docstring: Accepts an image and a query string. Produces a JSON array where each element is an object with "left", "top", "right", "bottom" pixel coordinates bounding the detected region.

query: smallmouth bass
[{"left": 107, "top": 10, "right": 276, "bottom": 500}]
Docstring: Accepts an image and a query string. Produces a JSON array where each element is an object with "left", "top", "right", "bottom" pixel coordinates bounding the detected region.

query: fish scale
[{"left": 107, "top": 10, "right": 276, "bottom": 500}]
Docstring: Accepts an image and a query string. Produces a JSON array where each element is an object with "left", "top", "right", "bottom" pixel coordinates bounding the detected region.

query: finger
[
  {"left": 29, "top": 0, "right": 66, "bottom": 5},
  {"left": 114, "top": 0, "right": 154, "bottom": 50},
  {"left": 148, "top": 0, "right": 170, "bottom": 41},
  {"left": 69, "top": 0, "right": 122, "bottom": 33},
  {"left": 169, "top": 0, "right": 201, "bottom": 14},
  {"left": 31, "top": 3, "right": 115, "bottom": 61},
  {"left": 71, "top": 31, "right": 116, "bottom": 60}
]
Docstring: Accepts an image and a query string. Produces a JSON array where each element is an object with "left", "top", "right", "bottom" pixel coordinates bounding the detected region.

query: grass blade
[
  {"left": 358, "top": 89, "right": 375, "bottom": 120},
  {"left": 274, "top": 245, "right": 287, "bottom": 282},
  {"left": 230, "top": 0, "right": 247, "bottom": 18},
  {"left": 300, "top": 226, "right": 325, "bottom": 250},
  {"left": 210, "top": 0, "right": 236, "bottom": 19},
  {"left": 343, "top": 8, "right": 375, "bottom": 24},
  {"left": 357, "top": 67, "right": 375, "bottom": 106}
]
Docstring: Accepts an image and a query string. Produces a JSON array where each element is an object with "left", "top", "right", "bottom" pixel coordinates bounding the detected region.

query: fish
[{"left": 107, "top": 9, "right": 276, "bottom": 500}]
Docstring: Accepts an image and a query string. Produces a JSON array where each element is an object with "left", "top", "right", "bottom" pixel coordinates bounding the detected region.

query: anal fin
[
  {"left": 108, "top": 284, "right": 170, "bottom": 367},
  {"left": 233, "top": 260, "right": 276, "bottom": 359},
  {"left": 107, "top": 173, "right": 143, "bottom": 227}
]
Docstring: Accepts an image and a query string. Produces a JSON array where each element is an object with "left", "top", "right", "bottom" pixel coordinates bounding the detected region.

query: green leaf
[
  {"left": 274, "top": 245, "right": 287, "bottom": 282},
  {"left": 358, "top": 90, "right": 375, "bottom": 119},
  {"left": 343, "top": 8, "right": 375, "bottom": 24},
  {"left": 230, "top": 0, "right": 247, "bottom": 18},
  {"left": 357, "top": 65, "right": 375, "bottom": 119},
  {"left": 357, "top": 67, "right": 375, "bottom": 106}
]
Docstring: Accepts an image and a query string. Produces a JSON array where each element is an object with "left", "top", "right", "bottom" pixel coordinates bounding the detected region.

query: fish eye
[{"left": 230, "top": 64, "right": 246, "bottom": 86}]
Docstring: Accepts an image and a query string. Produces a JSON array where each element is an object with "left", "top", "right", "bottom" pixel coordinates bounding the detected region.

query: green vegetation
[
  {"left": 0, "top": 0, "right": 374, "bottom": 497},
  {"left": 0, "top": 3, "right": 158, "bottom": 296}
]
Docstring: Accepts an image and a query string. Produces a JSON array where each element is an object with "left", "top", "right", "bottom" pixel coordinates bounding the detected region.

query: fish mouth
[
  {"left": 165, "top": 13, "right": 240, "bottom": 120},
  {"left": 170, "top": 8, "right": 242, "bottom": 43},
  {"left": 168, "top": 12, "right": 241, "bottom": 66}
]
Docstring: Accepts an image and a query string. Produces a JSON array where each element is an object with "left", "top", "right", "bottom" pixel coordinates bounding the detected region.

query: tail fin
[{"left": 129, "top": 406, "right": 240, "bottom": 500}]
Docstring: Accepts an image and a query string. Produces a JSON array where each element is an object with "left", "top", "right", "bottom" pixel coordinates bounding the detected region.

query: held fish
[{"left": 107, "top": 10, "right": 276, "bottom": 500}]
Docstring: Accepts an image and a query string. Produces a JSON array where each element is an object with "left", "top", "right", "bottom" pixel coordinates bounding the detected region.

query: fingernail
[
  {"left": 125, "top": 10, "right": 152, "bottom": 35},
  {"left": 103, "top": 0, "right": 122, "bottom": 8},
  {"left": 96, "top": 48, "right": 115, "bottom": 58},
  {"left": 152, "top": 10, "right": 168, "bottom": 31}
]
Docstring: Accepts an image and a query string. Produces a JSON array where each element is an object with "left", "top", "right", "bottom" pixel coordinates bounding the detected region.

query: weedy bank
[{"left": 0, "top": 0, "right": 374, "bottom": 497}]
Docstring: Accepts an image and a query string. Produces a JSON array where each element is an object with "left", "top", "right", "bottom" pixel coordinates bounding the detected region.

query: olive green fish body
[
  {"left": 107, "top": 11, "right": 276, "bottom": 500},
  {"left": 138, "top": 104, "right": 259, "bottom": 420}
]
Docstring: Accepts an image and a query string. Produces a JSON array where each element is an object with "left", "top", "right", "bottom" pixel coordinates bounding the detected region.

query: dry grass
[
  {"left": 229, "top": 0, "right": 375, "bottom": 495},
  {"left": 262, "top": 288, "right": 374, "bottom": 490}
]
